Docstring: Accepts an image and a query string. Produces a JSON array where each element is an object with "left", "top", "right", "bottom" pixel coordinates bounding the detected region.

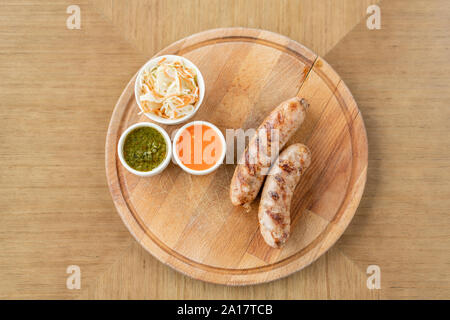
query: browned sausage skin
[
  {"left": 230, "top": 97, "right": 309, "bottom": 209},
  {"left": 258, "top": 143, "right": 311, "bottom": 248}
]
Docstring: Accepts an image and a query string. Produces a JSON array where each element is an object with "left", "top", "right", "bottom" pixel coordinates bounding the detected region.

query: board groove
[
  {"left": 177, "top": 36, "right": 315, "bottom": 67},
  {"left": 105, "top": 28, "right": 368, "bottom": 285}
]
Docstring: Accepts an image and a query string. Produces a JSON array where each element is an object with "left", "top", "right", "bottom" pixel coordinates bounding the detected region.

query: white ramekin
[
  {"left": 172, "top": 121, "right": 226, "bottom": 176},
  {"left": 117, "top": 122, "right": 172, "bottom": 177},
  {"left": 134, "top": 54, "right": 205, "bottom": 125}
]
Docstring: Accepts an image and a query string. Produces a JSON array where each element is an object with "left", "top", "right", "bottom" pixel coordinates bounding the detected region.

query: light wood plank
[{"left": 2, "top": 0, "right": 448, "bottom": 299}]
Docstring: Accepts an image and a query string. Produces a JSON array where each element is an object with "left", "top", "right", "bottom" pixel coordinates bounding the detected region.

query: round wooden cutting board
[{"left": 105, "top": 28, "right": 368, "bottom": 285}]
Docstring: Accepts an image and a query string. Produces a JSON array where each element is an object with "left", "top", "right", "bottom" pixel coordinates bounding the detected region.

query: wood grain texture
[
  {"left": 323, "top": 0, "right": 450, "bottom": 299},
  {"left": 78, "top": 242, "right": 379, "bottom": 299},
  {"left": 105, "top": 28, "right": 368, "bottom": 285},
  {"left": 91, "top": 0, "right": 376, "bottom": 57},
  {"left": 0, "top": 0, "right": 448, "bottom": 299}
]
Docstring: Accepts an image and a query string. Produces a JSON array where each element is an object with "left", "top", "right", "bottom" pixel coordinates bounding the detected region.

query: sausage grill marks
[
  {"left": 258, "top": 143, "right": 311, "bottom": 248},
  {"left": 229, "top": 97, "right": 311, "bottom": 248},
  {"left": 230, "top": 97, "right": 309, "bottom": 210}
]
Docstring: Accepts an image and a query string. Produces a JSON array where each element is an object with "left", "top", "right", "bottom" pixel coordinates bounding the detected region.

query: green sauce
[{"left": 123, "top": 127, "right": 167, "bottom": 172}]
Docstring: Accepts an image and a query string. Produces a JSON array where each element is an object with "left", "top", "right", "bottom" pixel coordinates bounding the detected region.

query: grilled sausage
[
  {"left": 230, "top": 97, "right": 309, "bottom": 209},
  {"left": 258, "top": 143, "right": 311, "bottom": 248}
]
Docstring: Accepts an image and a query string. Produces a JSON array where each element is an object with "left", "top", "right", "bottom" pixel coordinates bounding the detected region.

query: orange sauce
[{"left": 176, "top": 124, "right": 222, "bottom": 171}]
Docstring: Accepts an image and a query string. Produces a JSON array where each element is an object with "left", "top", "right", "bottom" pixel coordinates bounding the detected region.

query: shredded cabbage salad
[{"left": 139, "top": 57, "right": 199, "bottom": 120}]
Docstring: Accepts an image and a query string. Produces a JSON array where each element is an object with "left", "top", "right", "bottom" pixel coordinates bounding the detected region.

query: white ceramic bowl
[
  {"left": 172, "top": 121, "right": 226, "bottom": 176},
  {"left": 117, "top": 122, "right": 172, "bottom": 177},
  {"left": 134, "top": 54, "right": 205, "bottom": 125}
]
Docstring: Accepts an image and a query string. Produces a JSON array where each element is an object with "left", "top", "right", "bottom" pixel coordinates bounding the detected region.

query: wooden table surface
[{"left": 0, "top": 0, "right": 449, "bottom": 299}]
